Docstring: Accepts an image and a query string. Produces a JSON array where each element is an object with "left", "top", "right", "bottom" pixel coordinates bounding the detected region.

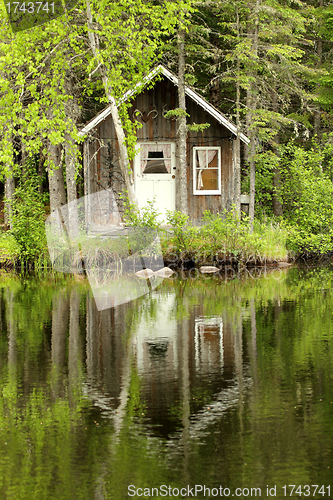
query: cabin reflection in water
[
  {"left": 194, "top": 316, "right": 224, "bottom": 373},
  {"left": 82, "top": 289, "right": 249, "bottom": 437}
]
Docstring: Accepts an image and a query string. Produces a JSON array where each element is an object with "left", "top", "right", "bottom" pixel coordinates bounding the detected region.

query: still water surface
[{"left": 0, "top": 267, "right": 332, "bottom": 499}]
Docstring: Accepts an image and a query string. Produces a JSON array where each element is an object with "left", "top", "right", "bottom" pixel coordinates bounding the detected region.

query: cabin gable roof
[{"left": 80, "top": 65, "right": 249, "bottom": 145}]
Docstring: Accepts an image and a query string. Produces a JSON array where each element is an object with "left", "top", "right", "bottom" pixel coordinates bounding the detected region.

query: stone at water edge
[
  {"left": 135, "top": 269, "right": 155, "bottom": 278},
  {"left": 200, "top": 266, "right": 220, "bottom": 274},
  {"left": 154, "top": 267, "right": 175, "bottom": 277}
]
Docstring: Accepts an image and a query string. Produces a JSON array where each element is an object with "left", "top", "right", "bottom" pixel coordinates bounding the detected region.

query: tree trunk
[
  {"left": 272, "top": 166, "right": 283, "bottom": 216},
  {"left": 85, "top": 0, "right": 136, "bottom": 205},
  {"left": 178, "top": 26, "right": 188, "bottom": 215},
  {"left": 272, "top": 93, "right": 283, "bottom": 216},
  {"left": 313, "top": 0, "right": 323, "bottom": 137},
  {"left": 21, "top": 143, "right": 28, "bottom": 180},
  {"left": 244, "top": 88, "right": 252, "bottom": 166},
  {"left": 5, "top": 164, "right": 15, "bottom": 230},
  {"left": 249, "top": 134, "right": 256, "bottom": 228},
  {"left": 248, "top": 0, "right": 260, "bottom": 230},
  {"left": 48, "top": 142, "right": 66, "bottom": 213},
  {"left": 38, "top": 151, "right": 44, "bottom": 195},
  {"left": 234, "top": 6, "right": 241, "bottom": 217},
  {"left": 233, "top": 137, "right": 241, "bottom": 216},
  {"left": 65, "top": 139, "right": 77, "bottom": 204},
  {"left": 65, "top": 135, "right": 80, "bottom": 237}
]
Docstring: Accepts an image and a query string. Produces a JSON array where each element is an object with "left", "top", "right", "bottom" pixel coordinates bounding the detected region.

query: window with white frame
[
  {"left": 140, "top": 143, "right": 172, "bottom": 174},
  {"left": 193, "top": 147, "right": 221, "bottom": 195}
]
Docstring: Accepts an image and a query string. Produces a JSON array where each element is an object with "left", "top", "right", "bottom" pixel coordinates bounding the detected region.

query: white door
[{"left": 134, "top": 142, "right": 176, "bottom": 222}]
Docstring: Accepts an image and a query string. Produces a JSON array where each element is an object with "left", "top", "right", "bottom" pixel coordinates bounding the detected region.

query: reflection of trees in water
[
  {"left": 0, "top": 278, "right": 95, "bottom": 498},
  {"left": 0, "top": 268, "right": 333, "bottom": 497},
  {"left": 51, "top": 291, "right": 69, "bottom": 397}
]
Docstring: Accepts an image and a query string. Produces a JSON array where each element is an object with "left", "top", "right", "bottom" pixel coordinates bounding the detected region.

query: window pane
[
  {"left": 141, "top": 147, "right": 171, "bottom": 174},
  {"left": 143, "top": 160, "right": 168, "bottom": 174},
  {"left": 148, "top": 151, "right": 164, "bottom": 159},
  {"left": 196, "top": 168, "right": 218, "bottom": 190},
  {"left": 194, "top": 148, "right": 220, "bottom": 192},
  {"left": 207, "top": 154, "right": 218, "bottom": 168}
]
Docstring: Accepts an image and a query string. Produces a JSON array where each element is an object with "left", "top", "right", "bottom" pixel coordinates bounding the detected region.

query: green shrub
[
  {"left": 120, "top": 200, "right": 290, "bottom": 264},
  {"left": 164, "top": 209, "right": 289, "bottom": 264},
  {"left": 122, "top": 197, "right": 161, "bottom": 229},
  {"left": 165, "top": 210, "right": 197, "bottom": 255},
  {"left": 242, "top": 151, "right": 278, "bottom": 218},
  {"left": 8, "top": 176, "right": 47, "bottom": 265},
  {"left": 0, "top": 232, "right": 21, "bottom": 265},
  {"left": 277, "top": 142, "right": 333, "bottom": 255}
]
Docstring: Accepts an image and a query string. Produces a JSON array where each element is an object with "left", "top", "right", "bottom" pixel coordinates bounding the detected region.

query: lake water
[{"left": 0, "top": 266, "right": 332, "bottom": 499}]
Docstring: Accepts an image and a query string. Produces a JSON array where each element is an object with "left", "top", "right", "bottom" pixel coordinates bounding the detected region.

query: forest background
[{"left": 0, "top": 0, "right": 333, "bottom": 267}]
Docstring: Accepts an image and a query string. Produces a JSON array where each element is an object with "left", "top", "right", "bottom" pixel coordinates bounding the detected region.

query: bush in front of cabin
[{"left": 7, "top": 173, "right": 47, "bottom": 267}]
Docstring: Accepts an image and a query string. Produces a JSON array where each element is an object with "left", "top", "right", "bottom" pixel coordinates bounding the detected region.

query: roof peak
[{"left": 79, "top": 64, "right": 249, "bottom": 145}]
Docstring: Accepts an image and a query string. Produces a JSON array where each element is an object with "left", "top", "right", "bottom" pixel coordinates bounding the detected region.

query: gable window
[{"left": 193, "top": 147, "right": 221, "bottom": 195}]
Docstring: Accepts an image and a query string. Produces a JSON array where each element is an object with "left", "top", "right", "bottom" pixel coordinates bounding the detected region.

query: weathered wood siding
[
  {"left": 85, "top": 77, "right": 236, "bottom": 224},
  {"left": 186, "top": 107, "right": 235, "bottom": 224}
]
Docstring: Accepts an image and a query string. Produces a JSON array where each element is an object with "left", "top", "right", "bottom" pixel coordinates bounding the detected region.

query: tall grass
[
  {"left": 0, "top": 206, "right": 291, "bottom": 272},
  {"left": 160, "top": 210, "right": 290, "bottom": 266},
  {"left": 0, "top": 232, "right": 51, "bottom": 272}
]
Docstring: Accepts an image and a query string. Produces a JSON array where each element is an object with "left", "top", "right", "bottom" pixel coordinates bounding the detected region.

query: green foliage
[
  {"left": 187, "top": 122, "right": 210, "bottom": 132},
  {"left": 120, "top": 202, "right": 290, "bottom": 264},
  {"left": 247, "top": 138, "right": 333, "bottom": 256},
  {"left": 8, "top": 166, "right": 47, "bottom": 265},
  {"left": 163, "top": 208, "right": 289, "bottom": 264},
  {"left": 0, "top": 232, "right": 20, "bottom": 266},
  {"left": 164, "top": 108, "right": 190, "bottom": 119},
  {"left": 276, "top": 141, "right": 333, "bottom": 255},
  {"left": 122, "top": 197, "right": 161, "bottom": 230},
  {"left": 243, "top": 150, "right": 278, "bottom": 218},
  {"left": 165, "top": 210, "right": 196, "bottom": 254},
  {"left": 0, "top": 7, "right": 84, "bottom": 168}
]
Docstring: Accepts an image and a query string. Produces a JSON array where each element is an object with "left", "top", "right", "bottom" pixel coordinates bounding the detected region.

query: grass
[
  {"left": 159, "top": 211, "right": 291, "bottom": 266},
  {"left": 0, "top": 232, "right": 21, "bottom": 267},
  {"left": 0, "top": 231, "right": 51, "bottom": 271},
  {"left": 0, "top": 210, "right": 292, "bottom": 272},
  {"left": 251, "top": 220, "right": 290, "bottom": 263}
]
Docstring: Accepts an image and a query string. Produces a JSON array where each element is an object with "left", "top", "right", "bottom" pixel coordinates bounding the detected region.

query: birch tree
[
  {"left": 177, "top": 23, "right": 188, "bottom": 215},
  {"left": 84, "top": 0, "right": 136, "bottom": 204},
  {"left": 0, "top": 6, "right": 84, "bottom": 213},
  {"left": 83, "top": 0, "right": 180, "bottom": 206}
]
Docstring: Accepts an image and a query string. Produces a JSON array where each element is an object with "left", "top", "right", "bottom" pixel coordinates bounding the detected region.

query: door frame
[{"left": 134, "top": 141, "right": 176, "bottom": 216}]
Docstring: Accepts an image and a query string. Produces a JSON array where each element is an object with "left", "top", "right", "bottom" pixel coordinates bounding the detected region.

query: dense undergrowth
[
  {"left": 3, "top": 135, "right": 333, "bottom": 271},
  {"left": 0, "top": 165, "right": 49, "bottom": 270},
  {"left": 123, "top": 201, "right": 291, "bottom": 266},
  {"left": 0, "top": 195, "right": 331, "bottom": 270},
  {"left": 162, "top": 213, "right": 290, "bottom": 266},
  {"left": 0, "top": 205, "right": 291, "bottom": 270},
  {"left": 251, "top": 138, "right": 333, "bottom": 258},
  {"left": 1, "top": 195, "right": 332, "bottom": 270}
]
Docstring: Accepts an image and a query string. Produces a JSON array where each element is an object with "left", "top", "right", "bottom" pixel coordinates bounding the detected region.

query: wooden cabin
[{"left": 80, "top": 65, "right": 249, "bottom": 225}]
